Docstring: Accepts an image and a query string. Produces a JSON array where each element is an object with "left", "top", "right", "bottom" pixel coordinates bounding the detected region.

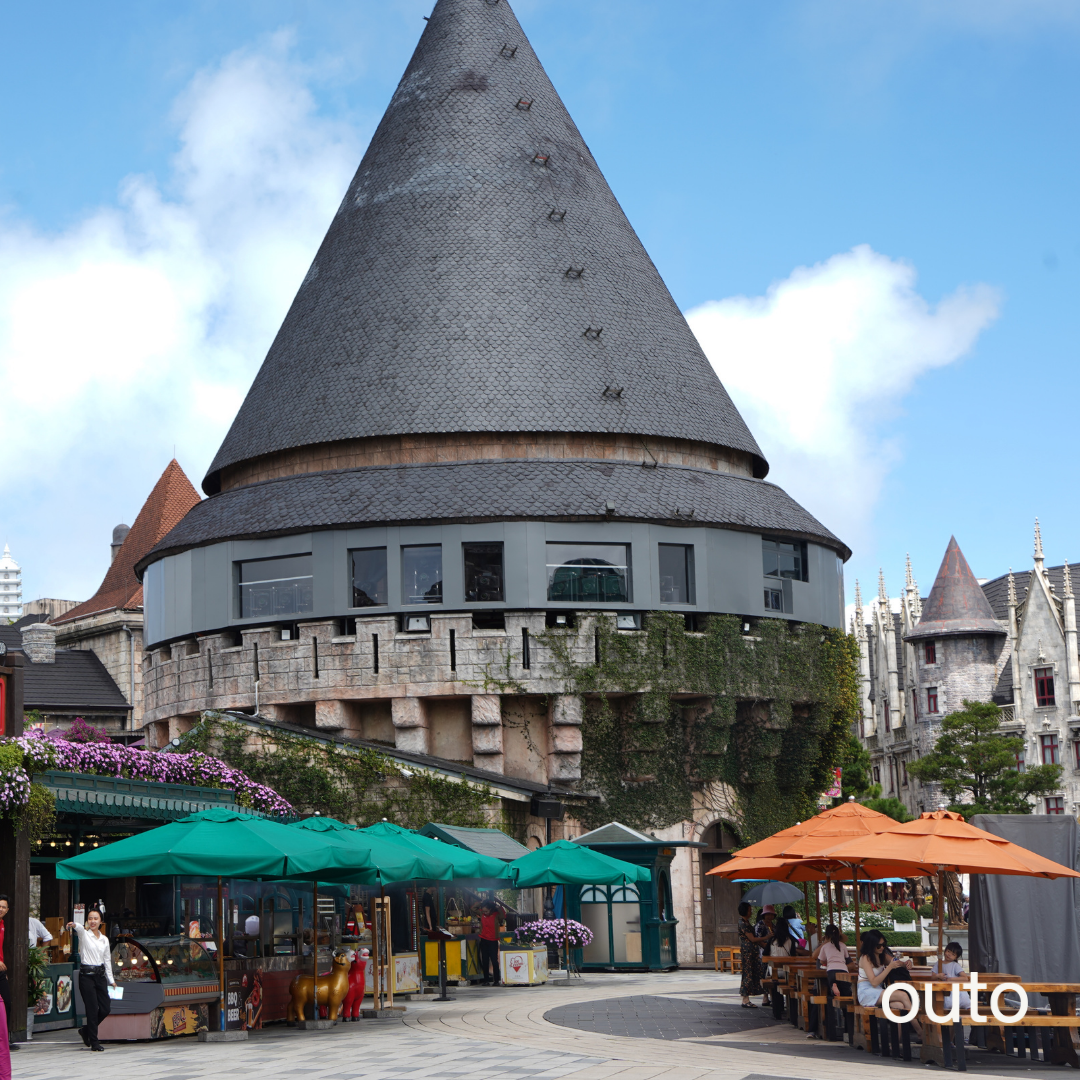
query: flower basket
[{"left": 515, "top": 918, "right": 593, "bottom": 950}]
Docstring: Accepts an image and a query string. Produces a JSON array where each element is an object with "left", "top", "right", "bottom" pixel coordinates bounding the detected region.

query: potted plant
[
  {"left": 892, "top": 905, "right": 917, "bottom": 931},
  {"left": 27, "top": 945, "right": 50, "bottom": 1041}
]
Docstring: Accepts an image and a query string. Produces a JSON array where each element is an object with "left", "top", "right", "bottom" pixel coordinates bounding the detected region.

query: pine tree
[{"left": 907, "top": 700, "right": 1062, "bottom": 818}]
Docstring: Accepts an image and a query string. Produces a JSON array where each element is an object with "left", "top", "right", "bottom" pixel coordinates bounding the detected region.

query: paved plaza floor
[{"left": 14, "top": 970, "right": 1071, "bottom": 1080}]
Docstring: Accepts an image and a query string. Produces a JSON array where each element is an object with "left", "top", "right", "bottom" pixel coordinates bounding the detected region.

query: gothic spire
[
  {"left": 878, "top": 569, "right": 888, "bottom": 605},
  {"left": 1035, "top": 518, "right": 1045, "bottom": 570},
  {"left": 1007, "top": 568, "right": 1017, "bottom": 606},
  {"left": 1065, "top": 560, "right": 1074, "bottom": 599},
  {"left": 906, "top": 535, "right": 1004, "bottom": 641}
]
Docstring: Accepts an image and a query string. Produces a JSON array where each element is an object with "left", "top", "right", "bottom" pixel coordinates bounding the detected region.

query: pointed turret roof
[
  {"left": 202, "top": 0, "right": 765, "bottom": 494},
  {"left": 55, "top": 461, "right": 201, "bottom": 624},
  {"left": 905, "top": 536, "right": 1004, "bottom": 641}
]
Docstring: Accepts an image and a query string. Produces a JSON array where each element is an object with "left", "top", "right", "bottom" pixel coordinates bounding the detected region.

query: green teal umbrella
[
  {"left": 358, "top": 821, "right": 513, "bottom": 883},
  {"left": 288, "top": 816, "right": 456, "bottom": 883},
  {"left": 509, "top": 840, "right": 650, "bottom": 976},
  {"left": 509, "top": 839, "right": 650, "bottom": 888},
  {"left": 55, "top": 808, "right": 360, "bottom": 881}
]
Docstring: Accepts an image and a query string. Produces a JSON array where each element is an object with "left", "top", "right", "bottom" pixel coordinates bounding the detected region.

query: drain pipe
[{"left": 122, "top": 624, "right": 136, "bottom": 731}]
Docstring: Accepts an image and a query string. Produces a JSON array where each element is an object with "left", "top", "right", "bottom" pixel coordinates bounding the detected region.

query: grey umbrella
[{"left": 738, "top": 880, "right": 805, "bottom": 906}]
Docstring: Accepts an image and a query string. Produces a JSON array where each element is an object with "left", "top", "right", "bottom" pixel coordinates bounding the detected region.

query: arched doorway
[{"left": 700, "top": 822, "right": 741, "bottom": 958}]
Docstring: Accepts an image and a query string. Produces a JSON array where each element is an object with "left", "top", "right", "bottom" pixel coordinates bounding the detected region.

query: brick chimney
[{"left": 21, "top": 623, "right": 57, "bottom": 664}]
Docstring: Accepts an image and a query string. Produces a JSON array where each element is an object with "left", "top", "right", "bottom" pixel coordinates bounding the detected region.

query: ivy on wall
[
  {"left": 178, "top": 715, "right": 499, "bottom": 831},
  {"left": 542, "top": 612, "right": 859, "bottom": 844}
]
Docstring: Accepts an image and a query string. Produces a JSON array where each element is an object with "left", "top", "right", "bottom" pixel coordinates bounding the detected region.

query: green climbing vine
[
  {"left": 541, "top": 612, "right": 859, "bottom": 844},
  {"left": 177, "top": 715, "right": 497, "bottom": 831}
]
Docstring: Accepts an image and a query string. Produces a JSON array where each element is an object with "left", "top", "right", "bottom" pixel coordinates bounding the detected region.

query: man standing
[{"left": 28, "top": 916, "right": 52, "bottom": 950}]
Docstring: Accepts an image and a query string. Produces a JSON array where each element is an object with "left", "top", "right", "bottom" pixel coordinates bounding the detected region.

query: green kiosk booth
[{"left": 568, "top": 823, "right": 700, "bottom": 972}]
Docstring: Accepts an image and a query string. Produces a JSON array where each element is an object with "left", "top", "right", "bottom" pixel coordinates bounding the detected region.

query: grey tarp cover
[{"left": 969, "top": 814, "right": 1080, "bottom": 1001}]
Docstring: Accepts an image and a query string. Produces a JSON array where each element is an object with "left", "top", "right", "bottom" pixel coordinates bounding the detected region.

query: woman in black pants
[{"left": 66, "top": 910, "right": 114, "bottom": 1051}]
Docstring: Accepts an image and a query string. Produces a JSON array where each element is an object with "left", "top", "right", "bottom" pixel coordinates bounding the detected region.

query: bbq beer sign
[{"left": 882, "top": 973, "right": 1029, "bottom": 1024}]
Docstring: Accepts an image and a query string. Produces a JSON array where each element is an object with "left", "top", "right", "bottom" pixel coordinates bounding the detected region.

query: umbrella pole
[
  {"left": 801, "top": 883, "right": 810, "bottom": 945},
  {"left": 826, "top": 873, "right": 834, "bottom": 928},
  {"left": 217, "top": 876, "right": 225, "bottom": 1032},
  {"left": 937, "top": 867, "right": 945, "bottom": 969},
  {"left": 851, "top": 867, "right": 860, "bottom": 949},
  {"left": 313, "top": 879, "right": 319, "bottom": 1020},
  {"left": 814, "top": 881, "right": 821, "bottom": 944},
  {"left": 563, "top": 887, "right": 570, "bottom": 979}
]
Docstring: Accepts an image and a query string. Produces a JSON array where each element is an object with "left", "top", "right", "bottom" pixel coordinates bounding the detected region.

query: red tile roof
[{"left": 54, "top": 460, "right": 201, "bottom": 624}]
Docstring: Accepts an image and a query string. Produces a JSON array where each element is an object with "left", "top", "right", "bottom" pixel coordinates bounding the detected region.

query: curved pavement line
[{"left": 400, "top": 975, "right": 890, "bottom": 1080}]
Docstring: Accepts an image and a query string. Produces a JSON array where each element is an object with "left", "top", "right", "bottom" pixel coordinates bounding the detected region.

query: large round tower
[{"left": 137, "top": 0, "right": 847, "bottom": 772}]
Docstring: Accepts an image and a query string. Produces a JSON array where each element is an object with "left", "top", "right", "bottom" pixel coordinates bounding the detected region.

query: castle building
[
  {"left": 135, "top": 0, "right": 848, "bottom": 963},
  {"left": 1, "top": 544, "right": 22, "bottom": 619},
  {"left": 52, "top": 460, "right": 201, "bottom": 728},
  {"left": 858, "top": 524, "right": 1080, "bottom": 818}
]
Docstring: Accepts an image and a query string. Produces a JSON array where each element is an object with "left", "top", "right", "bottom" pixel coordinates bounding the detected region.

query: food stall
[{"left": 98, "top": 936, "right": 219, "bottom": 1040}]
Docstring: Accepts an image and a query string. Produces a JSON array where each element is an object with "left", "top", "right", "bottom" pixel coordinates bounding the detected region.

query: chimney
[
  {"left": 111, "top": 523, "right": 131, "bottom": 564},
  {"left": 21, "top": 623, "right": 57, "bottom": 664}
]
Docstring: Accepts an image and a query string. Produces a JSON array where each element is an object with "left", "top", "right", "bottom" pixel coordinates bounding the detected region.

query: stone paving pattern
[{"left": 14, "top": 970, "right": 1055, "bottom": 1080}]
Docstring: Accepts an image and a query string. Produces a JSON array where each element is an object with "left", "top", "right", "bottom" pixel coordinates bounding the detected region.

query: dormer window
[
  {"left": 1035, "top": 667, "right": 1056, "bottom": 707},
  {"left": 924, "top": 641, "right": 937, "bottom": 665}
]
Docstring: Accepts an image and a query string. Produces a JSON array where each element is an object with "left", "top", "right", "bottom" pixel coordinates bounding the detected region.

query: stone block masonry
[{"left": 142, "top": 611, "right": 600, "bottom": 784}]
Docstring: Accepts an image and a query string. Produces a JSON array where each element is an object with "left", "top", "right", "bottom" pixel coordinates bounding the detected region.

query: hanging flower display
[
  {"left": 515, "top": 918, "right": 593, "bottom": 949},
  {"left": 1, "top": 729, "right": 292, "bottom": 817}
]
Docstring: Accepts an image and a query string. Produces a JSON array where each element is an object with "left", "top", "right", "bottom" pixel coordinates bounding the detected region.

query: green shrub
[
  {"left": 917, "top": 903, "right": 934, "bottom": 919},
  {"left": 881, "top": 931, "right": 921, "bottom": 947},
  {"left": 892, "top": 905, "right": 917, "bottom": 924}
]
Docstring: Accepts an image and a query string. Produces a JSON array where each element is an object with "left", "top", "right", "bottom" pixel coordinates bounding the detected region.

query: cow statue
[
  {"left": 287, "top": 950, "right": 352, "bottom": 1023},
  {"left": 340, "top": 948, "right": 369, "bottom": 1021}
]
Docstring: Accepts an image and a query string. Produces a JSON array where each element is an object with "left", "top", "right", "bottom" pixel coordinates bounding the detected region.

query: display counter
[
  {"left": 371, "top": 951, "right": 421, "bottom": 996},
  {"left": 499, "top": 945, "right": 548, "bottom": 986},
  {"left": 97, "top": 936, "right": 219, "bottom": 1040},
  {"left": 34, "top": 962, "right": 76, "bottom": 1032},
  {"left": 422, "top": 934, "right": 483, "bottom": 983}
]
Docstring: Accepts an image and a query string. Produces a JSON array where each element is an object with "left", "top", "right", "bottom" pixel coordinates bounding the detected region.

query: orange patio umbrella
[
  {"left": 821, "top": 810, "right": 1080, "bottom": 964},
  {"left": 706, "top": 801, "right": 900, "bottom": 939}
]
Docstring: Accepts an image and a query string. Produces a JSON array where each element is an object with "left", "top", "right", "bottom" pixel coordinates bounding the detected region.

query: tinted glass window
[
  {"left": 463, "top": 543, "right": 504, "bottom": 602},
  {"left": 351, "top": 548, "right": 387, "bottom": 607},
  {"left": 238, "top": 555, "right": 313, "bottom": 618},
  {"left": 658, "top": 544, "right": 694, "bottom": 604},
  {"left": 762, "top": 538, "right": 807, "bottom": 581},
  {"left": 402, "top": 545, "right": 442, "bottom": 605},
  {"left": 546, "top": 543, "right": 630, "bottom": 603}
]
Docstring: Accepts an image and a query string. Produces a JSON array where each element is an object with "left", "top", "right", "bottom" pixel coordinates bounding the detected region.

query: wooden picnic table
[{"left": 908, "top": 977, "right": 1080, "bottom": 1070}]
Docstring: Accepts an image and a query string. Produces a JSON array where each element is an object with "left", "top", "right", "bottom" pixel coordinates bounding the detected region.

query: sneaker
[{"left": 91, "top": 1044, "right": 105, "bottom": 1052}]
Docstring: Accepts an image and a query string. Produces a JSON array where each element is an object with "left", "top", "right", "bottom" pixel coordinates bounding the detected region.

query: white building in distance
[{"left": 0, "top": 544, "right": 22, "bottom": 620}]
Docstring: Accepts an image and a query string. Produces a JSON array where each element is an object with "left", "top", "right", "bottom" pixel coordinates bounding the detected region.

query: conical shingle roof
[
  {"left": 203, "top": 0, "right": 765, "bottom": 494},
  {"left": 905, "top": 536, "right": 1004, "bottom": 640},
  {"left": 55, "top": 461, "right": 201, "bottom": 624}
]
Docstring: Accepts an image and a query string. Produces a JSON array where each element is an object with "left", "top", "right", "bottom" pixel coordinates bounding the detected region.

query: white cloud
[
  {"left": 686, "top": 245, "right": 1001, "bottom": 554},
  {"left": 0, "top": 34, "right": 362, "bottom": 601}
]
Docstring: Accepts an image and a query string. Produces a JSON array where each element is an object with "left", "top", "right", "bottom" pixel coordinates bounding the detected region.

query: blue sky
[{"left": 1, "top": 0, "right": 1077, "bottom": 611}]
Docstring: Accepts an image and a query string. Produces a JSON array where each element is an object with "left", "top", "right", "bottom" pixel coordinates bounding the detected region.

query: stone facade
[
  {"left": 142, "top": 609, "right": 594, "bottom": 785},
  {"left": 859, "top": 525, "right": 1080, "bottom": 818},
  {"left": 54, "top": 610, "right": 144, "bottom": 727}
]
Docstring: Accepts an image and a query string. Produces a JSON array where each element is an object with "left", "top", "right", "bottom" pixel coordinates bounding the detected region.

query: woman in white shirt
[
  {"left": 66, "top": 909, "right": 115, "bottom": 1051},
  {"left": 809, "top": 924, "right": 849, "bottom": 1039}
]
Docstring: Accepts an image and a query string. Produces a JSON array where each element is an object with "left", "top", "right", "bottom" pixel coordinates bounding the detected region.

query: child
[{"left": 930, "top": 941, "right": 971, "bottom": 1011}]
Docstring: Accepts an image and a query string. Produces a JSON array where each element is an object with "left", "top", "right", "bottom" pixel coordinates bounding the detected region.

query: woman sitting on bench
[{"left": 858, "top": 930, "right": 922, "bottom": 1038}]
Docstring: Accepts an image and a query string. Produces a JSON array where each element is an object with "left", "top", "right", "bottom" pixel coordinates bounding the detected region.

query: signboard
[{"left": 825, "top": 767, "right": 842, "bottom": 798}]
